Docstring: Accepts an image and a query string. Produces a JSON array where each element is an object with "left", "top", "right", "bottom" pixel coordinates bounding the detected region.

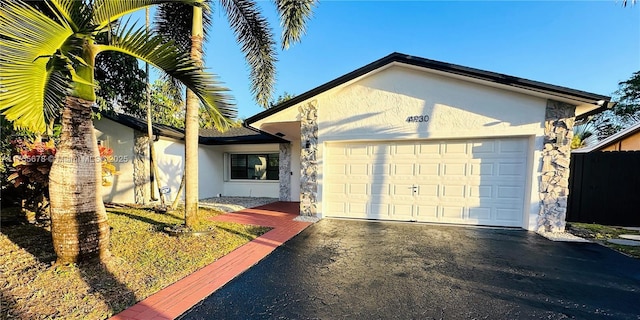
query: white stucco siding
[
  {"left": 153, "top": 138, "right": 228, "bottom": 201},
  {"left": 311, "top": 65, "right": 547, "bottom": 230},
  {"left": 199, "top": 146, "right": 224, "bottom": 199},
  {"left": 317, "top": 65, "right": 547, "bottom": 141},
  {"left": 93, "top": 118, "right": 136, "bottom": 204},
  {"left": 153, "top": 137, "right": 187, "bottom": 201}
]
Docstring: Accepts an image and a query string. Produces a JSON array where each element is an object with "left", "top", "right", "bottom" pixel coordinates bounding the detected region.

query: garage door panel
[
  {"left": 327, "top": 201, "right": 347, "bottom": 215},
  {"left": 496, "top": 208, "right": 522, "bottom": 221},
  {"left": 393, "top": 184, "right": 415, "bottom": 196},
  {"left": 499, "top": 140, "right": 527, "bottom": 153},
  {"left": 325, "top": 138, "right": 527, "bottom": 227},
  {"left": 470, "top": 163, "right": 495, "bottom": 176},
  {"left": 349, "top": 163, "right": 369, "bottom": 175},
  {"left": 441, "top": 206, "right": 465, "bottom": 220},
  {"left": 470, "top": 141, "right": 496, "bottom": 153},
  {"left": 443, "top": 142, "right": 467, "bottom": 155},
  {"left": 497, "top": 163, "right": 525, "bottom": 176},
  {"left": 416, "top": 184, "right": 439, "bottom": 197},
  {"left": 497, "top": 186, "right": 523, "bottom": 199},
  {"left": 326, "top": 183, "right": 347, "bottom": 194},
  {"left": 370, "top": 183, "right": 390, "bottom": 195},
  {"left": 468, "top": 207, "right": 492, "bottom": 220},
  {"left": 391, "top": 204, "right": 414, "bottom": 218},
  {"left": 443, "top": 163, "right": 467, "bottom": 176},
  {"left": 416, "top": 163, "right": 440, "bottom": 176},
  {"left": 395, "top": 144, "right": 417, "bottom": 155},
  {"left": 372, "top": 164, "right": 389, "bottom": 175},
  {"left": 468, "top": 185, "right": 493, "bottom": 199},
  {"left": 370, "top": 203, "right": 390, "bottom": 218},
  {"left": 415, "top": 205, "right": 438, "bottom": 219},
  {"left": 392, "top": 163, "right": 415, "bottom": 176},
  {"left": 417, "top": 144, "right": 441, "bottom": 157}
]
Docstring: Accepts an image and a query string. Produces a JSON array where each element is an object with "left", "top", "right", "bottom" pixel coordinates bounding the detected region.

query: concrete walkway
[{"left": 111, "top": 202, "right": 311, "bottom": 320}]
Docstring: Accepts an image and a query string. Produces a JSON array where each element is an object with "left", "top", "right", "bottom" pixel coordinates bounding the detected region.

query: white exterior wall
[
  {"left": 307, "top": 66, "right": 547, "bottom": 230},
  {"left": 93, "top": 118, "right": 136, "bottom": 204},
  {"left": 150, "top": 137, "right": 186, "bottom": 201}
]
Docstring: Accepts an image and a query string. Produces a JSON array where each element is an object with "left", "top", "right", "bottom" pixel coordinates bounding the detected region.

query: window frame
[{"left": 228, "top": 153, "right": 279, "bottom": 181}]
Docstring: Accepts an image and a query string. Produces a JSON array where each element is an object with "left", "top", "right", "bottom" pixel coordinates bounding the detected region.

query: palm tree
[
  {"left": 0, "top": 0, "right": 236, "bottom": 264},
  {"left": 155, "top": 0, "right": 315, "bottom": 227}
]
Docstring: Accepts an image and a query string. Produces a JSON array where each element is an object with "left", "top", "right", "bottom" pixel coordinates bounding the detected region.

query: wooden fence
[{"left": 567, "top": 151, "right": 640, "bottom": 227}]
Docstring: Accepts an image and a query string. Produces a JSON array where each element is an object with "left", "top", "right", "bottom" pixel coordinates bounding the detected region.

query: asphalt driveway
[{"left": 180, "top": 219, "right": 640, "bottom": 319}]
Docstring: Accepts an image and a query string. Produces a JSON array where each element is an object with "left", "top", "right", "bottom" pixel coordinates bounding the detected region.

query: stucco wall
[
  {"left": 312, "top": 65, "right": 548, "bottom": 230},
  {"left": 154, "top": 138, "right": 228, "bottom": 201},
  {"left": 601, "top": 132, "right": 640, "bottom": 151},
  {"left": 93, "top": 118, "right": 136, "bottom": 204}
]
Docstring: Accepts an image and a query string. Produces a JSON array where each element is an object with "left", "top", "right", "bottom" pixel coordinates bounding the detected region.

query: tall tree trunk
[
  {"left": 184, "top": 4, "right": 203, "bottom": 227},
  {"left": 146, "top": 8, "right": 158, "bottom": 202},
  {"left": 49, "top": 97, "right": 110, "bottom": 264}
]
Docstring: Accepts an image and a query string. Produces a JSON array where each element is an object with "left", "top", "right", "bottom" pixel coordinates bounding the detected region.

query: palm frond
[
  {"left": 0, "top": 0, "right": 74, "bottom": 133},
  {"left": 220, "top": 0, "right": 276, "bottom": 108},
  {"left": 155, "top": 1, "right": 213, "bottom": 96},
  {"left": 274, "top": 0, "right": 315, "bottom": 49},
  {"left": 155, "top": 0, "right": 213, "bottom": 52},
  {"left": 49, "top": 0, "right": 91, "bottom": 32},
  {"left": 95, "top": 21, "right": 236, "bottom": 130},
  {"left": 92, "top": 0, "right": 203, "bottom": 30}
]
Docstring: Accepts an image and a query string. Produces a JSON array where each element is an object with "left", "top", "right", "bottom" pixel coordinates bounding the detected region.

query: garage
[
  {"left": 246, "top": 53, "right": 611, "bottom": 231},
  {"left": 324, "top": 138, "right": 528, "bottom": 227}
]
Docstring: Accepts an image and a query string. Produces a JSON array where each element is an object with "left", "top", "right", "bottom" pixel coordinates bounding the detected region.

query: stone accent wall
[
  {"left": 537, "top": 100, "right": 576, "bottom": 232},
  {"left": 278, "top": 143, "right": 292, "bottom": 201},
  {"left": 133, "top": 130, "right": 150, "bottom": 204},
  {"left": 300, "top": 101, "right": 318, "bottom": 216}
]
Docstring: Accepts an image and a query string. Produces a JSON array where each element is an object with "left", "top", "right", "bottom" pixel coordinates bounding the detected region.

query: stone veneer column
[
  {"left": 537, "top": 100, "right": 576, "bottom": 232},
  {"left": 278, "top": 143, "right": 292, "bottom": 201},
  {"left": 299, "top": 101, "right": 318, "bottom": 216},
  {"left": 133, "top": 130, "right": 150, "bottom": 204}
]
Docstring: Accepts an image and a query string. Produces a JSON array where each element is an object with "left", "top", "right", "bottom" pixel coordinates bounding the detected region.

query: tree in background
[
  {"left": 0, "top": 0, "right": 235, "bottom": 264},
  {"left": 268, "top": 92, "right": 296, "bottom": 109},
  {"left": 155, "top": 0, "right": 315, "bottom": 228},
  {"left": 94, "top": 51, "right": 147, "bottom": 116},
  {"left": 587, "top": 71, "right": 640, "bottom": 141}
]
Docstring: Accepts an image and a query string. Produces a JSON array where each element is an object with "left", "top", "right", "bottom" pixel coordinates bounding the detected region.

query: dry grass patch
[{"left": 1, "top": 207, "right": 270, "bottom": 319}]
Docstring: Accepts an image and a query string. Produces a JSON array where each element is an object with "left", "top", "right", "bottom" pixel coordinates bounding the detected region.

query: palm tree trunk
[
  {"left": 146, "top": 7, "right": 158, "bottom": 202},
  {"left": 49, "top": 97, "right": 110, "bottom": 264},
  {"left": 184, "top": 4, "right": 203, "bottom": 227}
]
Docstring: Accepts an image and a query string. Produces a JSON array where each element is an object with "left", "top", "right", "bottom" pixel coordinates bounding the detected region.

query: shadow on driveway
[{"left": 180, "top": 219, "right": 640, "bottom": 320}]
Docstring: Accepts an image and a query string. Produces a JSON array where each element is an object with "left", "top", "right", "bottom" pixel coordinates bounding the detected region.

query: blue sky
[{"left": 138, "top": 1, "right": 639, "bottom": 119}]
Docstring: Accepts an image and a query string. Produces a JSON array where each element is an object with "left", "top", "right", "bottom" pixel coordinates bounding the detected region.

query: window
[{"left": 230, "top": 153, "right": 279, "bottom": 180}]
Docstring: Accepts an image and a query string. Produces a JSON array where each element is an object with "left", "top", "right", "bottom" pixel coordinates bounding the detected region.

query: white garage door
[{"left": 324, "top": 138, "right": 528, "bottom": 227}]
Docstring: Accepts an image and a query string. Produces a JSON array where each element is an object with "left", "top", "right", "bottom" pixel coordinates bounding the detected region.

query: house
[
  {"left": 572, "top": 121, "right": 640, "bottom": 153},
  {"left": 94, "top": 112, "right": 287, "bottom": 204},
  {"left": 96, "top": 52, "right": 611, "bottom": 232}
]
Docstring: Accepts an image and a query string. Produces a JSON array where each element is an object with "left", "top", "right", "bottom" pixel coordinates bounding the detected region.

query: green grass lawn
[
  {"left": 0, "top": 206, "right": 270, "bottom": 319},
  {"left": 566, "top": 222, "right": 640, "bottom": 258}
]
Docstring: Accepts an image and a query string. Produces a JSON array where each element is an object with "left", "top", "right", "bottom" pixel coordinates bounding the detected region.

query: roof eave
[{"left": 245, "top": 52, "right": 611, "bottom": 125}]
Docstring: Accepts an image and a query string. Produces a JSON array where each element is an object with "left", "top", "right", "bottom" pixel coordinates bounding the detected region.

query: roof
[
  {"left": 572, "top": 121, "right": 640, "bottom": 153},
  {"left": 246, "top": 52, "right": 611, "bottom": 125},
  {"left": 97, "top": 110, "right": 286, "bottom": 145}
]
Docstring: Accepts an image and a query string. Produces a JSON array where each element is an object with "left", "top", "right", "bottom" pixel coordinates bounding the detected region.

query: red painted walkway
[{"left": 111, "top": 202, "right": 310, "bottom": 320}]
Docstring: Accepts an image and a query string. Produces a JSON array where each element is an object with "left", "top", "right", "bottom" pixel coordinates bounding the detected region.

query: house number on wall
[{"left": 405, "top": 115, "right": 430, "bottom": 123}]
